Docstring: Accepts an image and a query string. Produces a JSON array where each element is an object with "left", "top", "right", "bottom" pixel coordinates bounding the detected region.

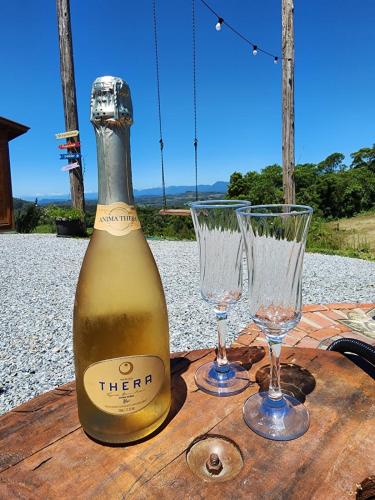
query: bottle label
[
  {"left": 94, "top": 202, "right": 141, "bottom": 236},
  {"left": 83, "top": 355, "right": 165, "bottom": 415}
]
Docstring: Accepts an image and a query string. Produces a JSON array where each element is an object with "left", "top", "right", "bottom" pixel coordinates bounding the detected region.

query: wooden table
[{"left": 0, "top": 346, "right": 374, "bottom": 499}]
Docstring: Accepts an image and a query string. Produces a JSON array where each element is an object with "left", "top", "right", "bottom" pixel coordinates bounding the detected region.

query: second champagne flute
[
  {"left": 237, "top": 204, "right": 313, "bottom": 440},
  {"left": 190, "top": 200, "right": 251, "bottom": 396}
]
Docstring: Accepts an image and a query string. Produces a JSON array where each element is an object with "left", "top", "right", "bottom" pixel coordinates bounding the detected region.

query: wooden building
[{"left": 0, "top": 117, "right": 29, "bottom": 230}]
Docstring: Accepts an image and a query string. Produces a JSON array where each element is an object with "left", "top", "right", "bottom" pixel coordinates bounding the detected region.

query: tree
[
  {"left": 251, "top": 165, "right": 283, "bottom": 205},
  {"left": 317, "top": 153, "right": 345, "bottom": 174},
  {"left": 226, "top": 144, "right": 375, "bottom": 220},
  {"left": 227, "top": 172, "right": 248, "bottom": 199},
  {"left": 350, "top": 145, "right": 375, "bottom": 172},
  {"left": 294, "top": 164, "right": 321, "bottom": 212}
]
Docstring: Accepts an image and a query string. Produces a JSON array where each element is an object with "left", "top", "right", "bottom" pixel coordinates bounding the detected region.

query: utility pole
[
  {"left": 56, "top": 0, "right": 85, "bottom": 211},
  {"left": 282, "top": 0, "right": 295, "bottom": 204}
]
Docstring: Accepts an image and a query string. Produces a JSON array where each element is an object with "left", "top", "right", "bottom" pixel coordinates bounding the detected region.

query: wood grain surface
[{"left": 0, "top": 347, "right": 374, "bottom": 499}]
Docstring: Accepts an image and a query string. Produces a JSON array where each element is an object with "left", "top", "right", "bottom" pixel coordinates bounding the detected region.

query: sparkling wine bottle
[{"left": 73, "top": 76, "right": 171, "bottom": 444}]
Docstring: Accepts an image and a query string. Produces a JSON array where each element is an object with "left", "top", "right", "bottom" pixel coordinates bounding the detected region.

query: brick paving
[{"left": 232, "top": 303, "right": 375, "bottom": 350}]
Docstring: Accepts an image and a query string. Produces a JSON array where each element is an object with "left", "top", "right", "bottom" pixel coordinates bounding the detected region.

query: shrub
[
  {"left": 15, "top": 204, "right": 41, "bottom": 233},
  {"left": 44, "top": 205, "right": 84, "bottom": 221}
]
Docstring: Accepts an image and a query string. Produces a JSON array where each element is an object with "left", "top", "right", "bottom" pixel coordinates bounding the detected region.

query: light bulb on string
[
  {"left": 215, "top": 17, "right": 224, "bottom": 31},
  {"left": 252, "top": 45, "right": 258, "bottom": 56},
  {"left": 274, "top": 56, "right": 278, "bottom": 64}
]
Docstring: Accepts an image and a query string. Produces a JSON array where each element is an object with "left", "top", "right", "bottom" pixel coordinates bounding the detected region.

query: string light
[
  {"left": 199, "top": 0, "right": 280, "bottom": 64},
  {"left": 215, "top": 17, "right": 223, "bottom": 31}
]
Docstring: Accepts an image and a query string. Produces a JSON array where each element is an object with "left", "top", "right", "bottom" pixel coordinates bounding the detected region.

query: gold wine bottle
[{"left": 73, "top": 76, "right": 171, "bottom": 444}]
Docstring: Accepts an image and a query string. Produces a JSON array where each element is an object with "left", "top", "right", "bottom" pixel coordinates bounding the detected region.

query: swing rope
[
  {"left": 152, "top": 0, "right": 199, "bottom": 211},
  {"left": 152, "top": 0, "right": 167, "bottom": 210},
  {"left": 192, "top": 0, "right": 198, "bottom": 201}
]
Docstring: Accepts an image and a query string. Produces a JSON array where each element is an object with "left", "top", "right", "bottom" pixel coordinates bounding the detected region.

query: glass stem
[
  {"left": 266, "top": 335, "right": 283, "bottom": 400},
  {"left": 215, "top": 310, "right": 229, "bottom": 371}
]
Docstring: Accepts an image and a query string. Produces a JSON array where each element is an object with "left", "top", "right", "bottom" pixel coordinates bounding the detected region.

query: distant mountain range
[
  {"left": 134, "top": 181, "right": 228, "bottom": 196},
  {"left": 19, "top": 181, "right": 228, "bottom": 204}
]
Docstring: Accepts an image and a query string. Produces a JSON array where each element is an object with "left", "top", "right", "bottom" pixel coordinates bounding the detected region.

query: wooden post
[
  {"left": 282, "top": 0, "right": 295, "bottom": 204},
  {"left": 0, "top": 136, "right": 13, "bottom": 229},
  {"left": 56, "top": 0, "right": 85, "bottom": 211}
]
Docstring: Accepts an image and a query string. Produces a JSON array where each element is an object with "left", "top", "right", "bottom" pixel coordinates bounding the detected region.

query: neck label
[{"left": 94, "top": 202, "right": 141, "bottom": 236}]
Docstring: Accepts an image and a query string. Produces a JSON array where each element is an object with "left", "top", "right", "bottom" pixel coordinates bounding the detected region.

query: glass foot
[
  {"left": 195, "top": 361, "right": 250, "bottom": 397},
  {"left": 243, "top": 391, "right": 310, "bottom": 441}
]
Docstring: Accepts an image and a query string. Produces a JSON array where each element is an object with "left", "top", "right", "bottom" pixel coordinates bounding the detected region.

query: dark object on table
[
  {"left": 186, "top": 434, "right": 243, "bottom": 482},
  {"left": 356, "top": 475, "right": 375, "bottom": 500},
  {"left": 327, "top": 338, "right": 375, "bottom": 379},
  {"left": 56, "top": 219, "right": 86, "bottom": 237},
  {"left": 255, "top": 363, "right": 316, "bottom": 403}
]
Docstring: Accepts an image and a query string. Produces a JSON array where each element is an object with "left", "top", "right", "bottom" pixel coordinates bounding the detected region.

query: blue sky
[{"left": 1, "top": 0, "right": 374, "bottom": 198}]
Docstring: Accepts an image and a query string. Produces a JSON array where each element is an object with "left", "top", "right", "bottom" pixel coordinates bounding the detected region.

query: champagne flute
[
  {"left": 190, "top": 200, "right": 251, "bottom": 396},
  {"left": 236, "top": 204, "right": 313, "bottom": 440}
]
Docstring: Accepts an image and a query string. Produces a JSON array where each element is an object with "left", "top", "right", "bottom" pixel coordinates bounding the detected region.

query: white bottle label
[{"left": 83, "top": 355, "right": 165, "bottom": 415}]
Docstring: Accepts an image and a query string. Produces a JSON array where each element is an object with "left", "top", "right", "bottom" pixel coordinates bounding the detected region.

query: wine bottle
[{"left": 73, "top": 76, "right": 171, "bottom": 444}]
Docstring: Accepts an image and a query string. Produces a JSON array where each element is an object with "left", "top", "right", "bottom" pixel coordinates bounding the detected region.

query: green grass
[
  {"left": 307, "top": 246, "right": 375, "bottom": 261},
  {"left": 33, "top": 224, "right": 55, "bottom": 234},
  {"left": 307, "top": 213, "right": 375, "bottom": 261},
  {"left": 327, "top": 211, "right": 375, "bottom": 250},
  {"left": 31, "top": 212, "right": 375, "bottom": 261}
]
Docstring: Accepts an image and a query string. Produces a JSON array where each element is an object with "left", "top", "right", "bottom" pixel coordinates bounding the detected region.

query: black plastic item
[
  {"left": 327, "top": 338, "right": 375, "bottom": 379},
  {"left": 56, "top": 219, "right": 85, "bottom": 237}
]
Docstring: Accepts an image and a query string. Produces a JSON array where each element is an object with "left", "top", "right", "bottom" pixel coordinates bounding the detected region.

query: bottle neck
[{"left": 94, "top": 123, "right": 134, "bottom": 205}]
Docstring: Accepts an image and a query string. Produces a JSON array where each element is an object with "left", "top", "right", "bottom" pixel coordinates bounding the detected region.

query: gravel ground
[{"left": 1, "top": 233, "right": 375, "bottom": 413}]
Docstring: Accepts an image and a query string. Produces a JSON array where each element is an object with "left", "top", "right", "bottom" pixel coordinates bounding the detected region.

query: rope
[
  {"left": 192, "top": 0, "right": 198, "bottom": 201},
  {"left": 152, "top": 0, "right": 167, "bottom": 210}
]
